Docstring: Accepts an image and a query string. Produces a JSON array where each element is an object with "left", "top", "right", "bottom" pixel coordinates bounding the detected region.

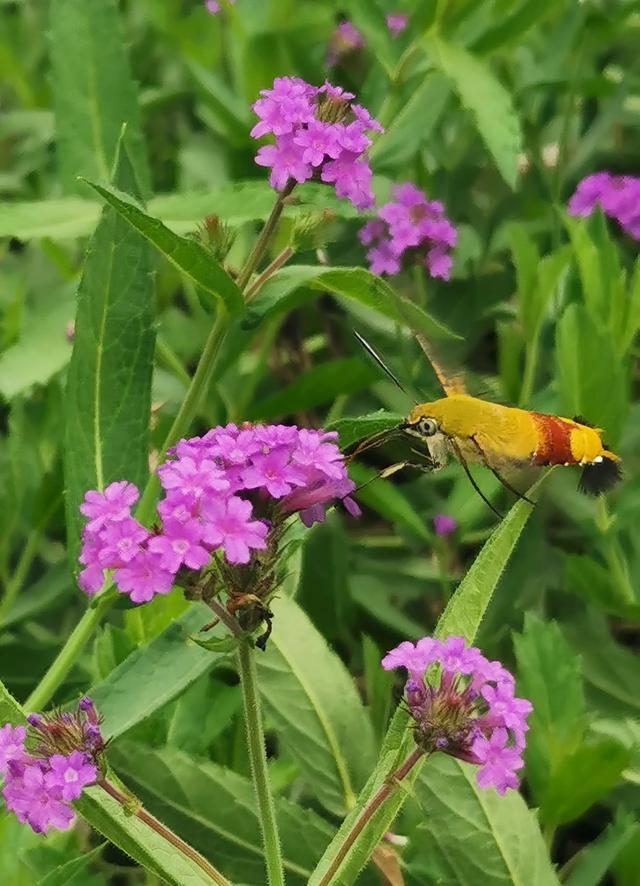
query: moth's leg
[
  {"left": 469, "top": 435, "right": 535, "bottom": 506},
  {"left": 450, "top": 438, "right": 503, "bottom": 518}
]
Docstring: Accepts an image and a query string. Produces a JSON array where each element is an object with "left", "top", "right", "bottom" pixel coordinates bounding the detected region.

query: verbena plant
[{"left": 0, "top": 1, "right": 639, "bottom": 884}]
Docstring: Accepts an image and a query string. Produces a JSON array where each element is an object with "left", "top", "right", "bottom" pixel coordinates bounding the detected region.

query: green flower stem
[
  {"left": 24, "top": 590, "right": 116, "bottom": 711},
  {"left": 236, "top": 180, "right": 296, "bottom": 293},
  {"left": 315, "top": 747, "right": 424, "bottom": 886},
  {"left": 244, "top": 246, "right": 294, "bottom": 302},
  {"left": 98, "top": 779, "right": 231, "bottom": 886},
  {"left": 0, "top": 493, "right": 62, "bottom": 624},
  {"left": 237, "top": 638, "right": 285, "bottom": 886}
]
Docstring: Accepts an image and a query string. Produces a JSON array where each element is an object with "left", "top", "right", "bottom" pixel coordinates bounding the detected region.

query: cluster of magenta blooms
[
  {"left": 359, "top": 183, "right": 458, "bottom": 280},
  {"left": 568, "top": 172, "right": 640, "bottom": 241},
  {"left": 383, "top": 636, "right": 532, "bottom": 794},
  {"left": 79, "top": 423, "right": 359, "bottom": 603},
  {"left": 0, "top": 700, "right": 102, "bottom": 834},
  {"left": 252, "top": 77, "right": 382, "bottom": 212}
]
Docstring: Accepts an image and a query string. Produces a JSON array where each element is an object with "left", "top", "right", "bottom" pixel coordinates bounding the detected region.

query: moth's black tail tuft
[
  {"left": 578, "top": 455, "right": 622, "bottom": 495},
  {"left": 573, "top": 414, "right": 595, "bottom": 428}
]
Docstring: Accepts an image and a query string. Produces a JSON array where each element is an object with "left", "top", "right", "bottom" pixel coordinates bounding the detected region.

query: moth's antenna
[{"left": 354, "top": 331, "right": 412, "bottom": 398}]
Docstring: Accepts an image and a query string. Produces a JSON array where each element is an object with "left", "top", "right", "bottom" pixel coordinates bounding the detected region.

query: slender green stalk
[
  {"left": 244, "top": 246, "right": 294, "bottom": 302},
  {"left": 237, "top": 639, "right": 285, "bottom": 886},
  {"left": 24, "top": 591, "right": 116, "bottom": 711},
  {"left": 314, "top": 748, "right": 424, "bottom": 886},
  {"left": 155, "top": 336, "right": 192, "bottom": 387},
  {"left": 98, "top": 779, "right": 231, "bottom": 886},
  {"left": 236, "top": 180, "right": 296, "bottom": 292},
  {"left": 0, "top": 494, "right": 62, "bottom": 623}
]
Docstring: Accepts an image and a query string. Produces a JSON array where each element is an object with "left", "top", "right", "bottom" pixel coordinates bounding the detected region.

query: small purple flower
[
  {"left": 433, "top": 513, "right": 457, "bottom": 537},
  {"left": 79, "top": 481, "right": 138, "bottom": 533},
  {"left": 204, "top": 0, "right": 236, "bottom": 14},
  {"left": 327, "top": 21, "right": 365, "bottom": 67},
  {"left": 0, "top": 724, "right": 26, "bottom": 773},
  {"left": 157, "top": 456, "right": 229, "bottom": 498},
  {"left": 45, "top": 751, "right": 97, "bottom": 802},
  {"left": 3, "top": 763, "right": 75, "bottom": 834},
  {"left": 472, "top": 728, "right": 524, "bottom": 795},
  {"left": 202, "top": 496, "right": 269, "bottom": 564},
  {"left": 251, "top": 77, "right": 381, "bottom": 211},
  {"left": 1, "top": 699, "right": 104, "bottom": 836},
  {"left": 241, "top": 448, "right": 307, "bottom": 498},
  {"left": 361, "top": 182, "right": 457, "bottom": 279},
  {"left": 114, "top": 549, "right": 175, "bottom": 604},
  {"left": 387, "top": 13, "right": 408, "bottom": 37},
  {"left": 97, "top": 517, "right": 149, "bottom": 567},
  {"left": 568, "top": 172, "right": 640, "bottom": 241},
  {"left": 148, "top": 519, "right": 211, "bottom": 573},
  {"left": 382, "top": 634, "right": 531, "bottom": 794}
]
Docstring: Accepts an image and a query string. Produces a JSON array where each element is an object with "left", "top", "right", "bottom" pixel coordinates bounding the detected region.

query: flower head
[
  {"left": 386, "top": 14, "right": 408, "bottom": 37},
  {"left": 433, "top": 514, "right": 457, "bottom": 537},
  {"left": 1, "top": 699, "right": 104, "bottom": 835},
  {"left": 251, "top": 77, "right": 381, "bottom": 211},
  {"left": 382, "top": 635, "right": 531, "bottom": 794},
  {"left": 568, "top": 172, "right": 640, "bottom": 240},
  {"left": 77, "top": 423, "right": 358, "bottom": 606},
  {"left": 360, "top": 182, "right": 457, "bottom": 279},
  {"left": 327, "top": 21, "right": 365, "bottom": 67}
]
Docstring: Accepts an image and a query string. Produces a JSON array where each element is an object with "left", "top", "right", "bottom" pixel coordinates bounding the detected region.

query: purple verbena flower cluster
[
  {"left": 359, "top": 182, "right": 457, "bottom": 280},
  {"left": 79, "top": 423, "right": 359, "bottom": 605},
  {"left": 568, "top": 172, "right": 640, "bottom": 240},
  {"left": 0, "top": 699, "right": 103, "bottom": 835},
  {"left": 252, "top": 77, "right": 382, "bottom": 210},
  {"left": 386, "top": 13, "right": 408, "bottom": 37},
  {"left": 382, "top": 635, "right": 532, "bottom": 794},
  {"left": 327, "top": 21, "right": 365, "bottom": 67}
]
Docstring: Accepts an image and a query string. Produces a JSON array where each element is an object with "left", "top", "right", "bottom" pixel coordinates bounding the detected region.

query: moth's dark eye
[{"left": 417, "top": 417, "right": 439, "bottom": 437}]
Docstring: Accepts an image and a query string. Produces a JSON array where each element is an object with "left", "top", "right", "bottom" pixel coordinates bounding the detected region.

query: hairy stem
[
  {"left": 244, "top": 246, "right": 294, "bottom": 302},
  {"left": 237, "top": 638, "right": 285, "bottom": 886},
  {"left": 315, "top": 748, "right": 424, "bottom": 886},
  {"left": 236, "top": 180, "right": 296, "bottom": 292},
  {"left": 97, "top": 779, "right": 231, "bottom": 886}
]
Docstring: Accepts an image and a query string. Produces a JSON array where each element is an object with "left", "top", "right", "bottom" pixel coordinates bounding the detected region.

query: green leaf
[
  {"left": 89, "top": 604, "right": 229, "bottom": 741},
  {"left": 555, "top": 303, "right": 627, "bottom": 445},
  {"left": 513, "top": 614, "right": 586, "bottom": 802},
  {"left": 327, "top": 411, "right": 403, "bottom": 448},
  {"left": 243, "top": 265, "right": 459, "bottom": 342},
  {"left": 258, "top": 594, "right": 376, "bottom": 816},
  {"left": 370, "top": 74, "right": 451, "bottom": 169},
  {"left": 248, "top": 358, "right": 378, "bottom": 421},
  {"left": 310, "top": 489, "right": 537, "bottom": 883},
  {"left": 0, "top": 292, "right": 75, "bottom": 400},
  {"left": 84, "top": 181, "right": 243, "bottom": 316},
  {"left": 565, "top": 813, "right": 637, "bottom": 886},
  {"left": 109, "top": 742, "right": 335, "bottom": 885},
  {"left": 409, "top": 754, "right": 559, "bottom": 886},
  {"left": 75, "top": 786, "right": 217, "bottom": 886},
  {"left": 539, "top": 738, "right": 630, "bottom": 826},
  {"left": 0, "top": 676, "right": 25, "bottom": 726},
  {"left": 427, "top": 37, "right": 522, "bottom": 189},
  {"left": 37, "top": 844, "right": 105, "bottom": 886},
  {"left": 521, "top": 248, "right": 571, "bottom": 342},
  {"left": 471, "top": 0, "right": 557, "bottom": 54},
  {"left": 49, "top": 0, "right": 150, "bottom": 195},
  {"left": 64, "top": 145, "right": 155, "bottom": 563}
]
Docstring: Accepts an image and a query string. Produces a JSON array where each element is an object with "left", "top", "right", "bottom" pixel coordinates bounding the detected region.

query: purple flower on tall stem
[
  {"left": 433, "top": 513, "right": 457, "bottom": 537},
  {"left": 251, "top": 76, "right": 381, "bottom": 210},
  {"left": 77, "top": 423, "right": 358, "bottom": 606},
  {"left": 382, "top": 635, "right": 532, "bottom": 794}
]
